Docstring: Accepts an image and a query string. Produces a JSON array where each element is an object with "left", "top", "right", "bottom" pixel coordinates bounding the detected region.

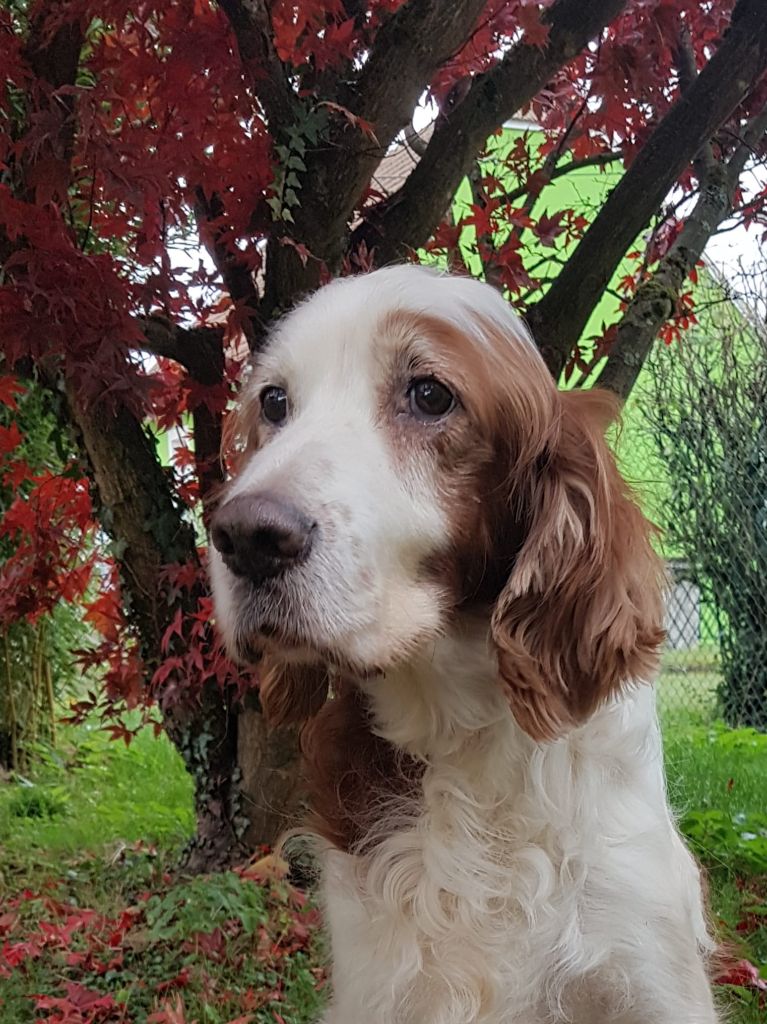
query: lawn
[
  {"left": 656, "top": 643, "right": 722, "bottom": 721},
  {"left": 0, "top": 708, "right": 765, "bottom": 1023}
]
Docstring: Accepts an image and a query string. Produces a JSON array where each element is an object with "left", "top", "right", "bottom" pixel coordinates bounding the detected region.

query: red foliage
[
  {"left": 0, "top": 863, "right": 323, "bottom": 1024},
  {"left": 0, "top": 465, "right": 96, "bottom": 627},
  {"left": 714, "top": 958, "right": 767, "bottom": 994},
  {"left": 2, "top": 0, "right": 767, "bottom": 739},
  {"left": 152, "top": 559, "right": 258, "bottom": 711}
]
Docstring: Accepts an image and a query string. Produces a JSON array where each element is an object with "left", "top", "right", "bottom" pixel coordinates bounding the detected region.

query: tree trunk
[
  {"left": 237, "top": 694, "right": 307, "bottom": 853},
  {"left": 64, "top": 378, "right": 303, "bottom": 869}
]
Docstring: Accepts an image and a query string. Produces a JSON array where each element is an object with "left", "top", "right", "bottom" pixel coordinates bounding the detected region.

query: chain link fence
[
  {"left": 621, "top": 289, "right": 767, "bottom": 730},
  {"left": 657, "top": 558, "right": 724, "bottom": 723}
]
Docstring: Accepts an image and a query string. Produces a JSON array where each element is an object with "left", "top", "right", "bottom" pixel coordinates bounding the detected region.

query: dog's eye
[
  {"left": 260, "top": 386, "right": 288, "bottom": 424},
  {"left": 408, "top": 377, "right": 455, "bottom": 420}
]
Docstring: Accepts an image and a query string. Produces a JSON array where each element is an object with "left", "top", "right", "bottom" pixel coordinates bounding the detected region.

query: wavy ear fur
[{"left": 491, "top": 388, "right": 666, "bottom": 741}]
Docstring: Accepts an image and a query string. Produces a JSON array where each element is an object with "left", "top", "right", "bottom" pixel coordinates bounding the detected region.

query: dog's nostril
[
  {"left": 211, "top": 522, "right": 236, "bottom": 557},
  {"left": 261, "top": 521, "right": 315, "bottom": 560}
]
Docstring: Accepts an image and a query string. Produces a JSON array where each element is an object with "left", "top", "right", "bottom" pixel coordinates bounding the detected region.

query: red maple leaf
[
  {"left": 715, "top": 959, "right": 767, "bottom": 991},
  {"left": 535, "top": 211, "right": 566, "bottom": 248},
  {"left": 0, "top": 422, "right": 22, "bottom": 455},
  {"left": 0, "top": 375, "right": 24, "bottom": 410},
  {"left": 518, "top": 5, "right": 550, "bottom": 49}
]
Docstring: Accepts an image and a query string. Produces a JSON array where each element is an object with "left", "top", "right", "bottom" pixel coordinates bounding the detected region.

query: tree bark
[
  {"left": 217, "top": 0, "right": 299, "bottom": 129},
  {"left": 237, "top": 691, "right": 306, "bottom": 852},
  {"left": 62, "top": 380, "right": 236, "bottom": 866},
  {"left": 349, "top": 0, "right": 628, "bottom": 267},
  {"left": 259, "top": 0, "right": 492, "bottom": 320},
  {"left": 595, "top": 171, "right": 730, "bottom": 400}
]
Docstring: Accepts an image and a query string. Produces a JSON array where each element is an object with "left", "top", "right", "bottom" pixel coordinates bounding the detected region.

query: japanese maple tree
[{"left": 1, "top": 0, "right": 766, "bottom": 868}]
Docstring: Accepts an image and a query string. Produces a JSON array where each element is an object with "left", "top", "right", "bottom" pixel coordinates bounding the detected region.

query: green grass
[
  {"left": 665, "top": 722, "right": 767, "bottom": 1021},
  {"left": 1, "top": 714, "right": 765, "bottom": 1022},
  {"left": 0, "top": 853, "right": 325, "bottom": 1024},
  {"left": 0, "top": 719, "right": 194, "bottom": 880},
  {"left": 0, "top": 721, "right": 323, "bottom": 1023},
  {"left": 657, "top": 643, "right": 722, "bottom": 721}
]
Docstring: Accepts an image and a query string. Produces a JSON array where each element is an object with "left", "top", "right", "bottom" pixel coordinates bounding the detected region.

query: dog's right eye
[
  {"left": 408, "top": 377, "right": 455, "bottom": 420},
  {"left": 260, "top": 386, "right": 288, "bottom": 425}
]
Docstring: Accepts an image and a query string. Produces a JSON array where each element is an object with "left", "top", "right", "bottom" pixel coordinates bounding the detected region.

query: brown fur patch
[
  {"left": 258, "top": 660, "right": 330, "bottom": 727},
  {"left": 221, "top": 381, "right": 264, "bottom": 474},
  {"left": 300, "top": 682, "right": 423, "bottom": 852},
  {"left": 374, "top": 311, "right": 665, "bottom": 741},
  {"left": 491, "top": 387, "right": 666, "bottom": 741},
  {"left": 377, "top": 310, "right": 555, "bottom": 609}
]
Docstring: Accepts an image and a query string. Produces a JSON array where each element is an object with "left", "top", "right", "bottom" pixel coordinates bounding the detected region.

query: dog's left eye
[
  {"left": 408, "top": 377, "right": 455, "bottom": 420},
  {"left": 260, "top": 386, "right": 288, "bottom": 424}
]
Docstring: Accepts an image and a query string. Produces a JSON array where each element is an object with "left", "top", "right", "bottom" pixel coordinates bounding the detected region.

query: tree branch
[
  {"left": 498, "top": 151, "right": 622, "bottom": 208},
  {"left": 23, "top": 15, "right": 83, "bottom": 89},
  {"left": 469, "top": 162, "right": 504, "bottom": 292},
  {"left": 727, "top": 103, "right": 767, "bottom": 188},
  {"left": 194, "top": 188, "right": 263, "bottom": 351},
  {"left": 348, "top": 0, "right": 628, "bottom": 265},
  {"left": 404, "top": 120, "right": 429, "bottom": 158},
  {"left": 133, "top": 316, "right": 227, "bottom": 515},
  {"left": 135, "top": 317, "right": 222, "bottom": 375},
  {"left": 673, "top": 23, "right": 716, "bottom": 179},
  {"left": 596, "top": 103, "right": 767, "bottom": 400},
  {"left": 259, "top": 0, "right": 493, "bottom": 318},
  {"left": 526, "top": 0, "right": 767, "bottom": 379},
  {"left": 16, "top": 13, "right": 84, "bottom": 206},
  {"left": 341, "top": 0, "right": 487, "bottom": 145},
  {"left": 217, "top": 0, "right": 298, "bottom": 128}
]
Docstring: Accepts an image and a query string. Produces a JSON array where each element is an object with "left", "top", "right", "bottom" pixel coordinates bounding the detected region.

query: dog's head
[{"left": 210, "top": 266, "right": 665, "bottom": 740}]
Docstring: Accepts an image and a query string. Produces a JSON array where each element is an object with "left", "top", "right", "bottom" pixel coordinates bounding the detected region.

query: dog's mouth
[
  {"left": 223, "top": 573, "right": 401, "bottom": 681},
  {"left": 233, "top": 619, "right": 386, "bottom": 682},
  {"left": 225, "top": 573, "right": 345, "bottom": 663},
  {"left": 232, "top": 609, "right": 338, "bottom": 669},
  {"left": 234, "top": 621, "right": 312, "bottom": 666},
  {"left": 226, "top": 576, "right": 314, "bottom": 658}
]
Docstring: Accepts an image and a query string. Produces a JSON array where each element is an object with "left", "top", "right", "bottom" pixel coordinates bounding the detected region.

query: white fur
[
  {"left": 210, "top": 269, "right": 456, "bottom": 669},
  {"left": 210, "top": 266, "right": 719, "bottom": 1023},
  {"left": 320, "top": 622, "right": 717, "bottom": 1024}
]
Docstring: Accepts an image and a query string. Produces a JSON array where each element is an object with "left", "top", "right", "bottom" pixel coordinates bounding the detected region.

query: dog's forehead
[
  {"left": 262, "top": 284, "right": 387, "bottom": 385},
  {"left": 264, "top": 272, "right": 487, "bottom": 380}
]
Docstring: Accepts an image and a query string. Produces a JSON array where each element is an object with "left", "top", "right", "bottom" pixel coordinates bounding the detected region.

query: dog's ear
[
  {"left": 491, "top": 388, "right": 666, "bottom": 741},
  {"left": 258, "top": 660, "right": 330, "bottom": 727}
]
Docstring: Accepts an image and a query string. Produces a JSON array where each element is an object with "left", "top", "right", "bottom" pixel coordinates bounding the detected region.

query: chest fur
[{"left": 320, "top": 754, "right": 590, "bottom": 1024}]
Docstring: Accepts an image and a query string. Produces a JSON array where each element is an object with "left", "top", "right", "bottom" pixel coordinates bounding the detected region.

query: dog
[{"left": 209, "top": 265, "right": 718, "bottom": 1023}]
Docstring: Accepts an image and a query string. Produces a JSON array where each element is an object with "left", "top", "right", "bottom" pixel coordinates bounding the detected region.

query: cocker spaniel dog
[{"left": 210, "top": 266, "right": 718, "bottom": 1024}]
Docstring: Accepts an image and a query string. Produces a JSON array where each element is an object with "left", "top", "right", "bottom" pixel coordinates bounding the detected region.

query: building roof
[{"left": 371, "top": 115, "right": 542, "bottom": 199}]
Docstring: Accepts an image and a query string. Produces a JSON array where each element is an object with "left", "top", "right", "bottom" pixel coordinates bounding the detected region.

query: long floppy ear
[
  {"left": 491, "top": 387, "right": 666, "bottom": 741},
  {"left": 258, "top": 660, "right": 330, "bottom": 728}
]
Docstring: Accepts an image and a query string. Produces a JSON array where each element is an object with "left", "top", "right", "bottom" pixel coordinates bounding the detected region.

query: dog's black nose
[{"left": 211, "top": 493, "right": 315, "bottom": 584}]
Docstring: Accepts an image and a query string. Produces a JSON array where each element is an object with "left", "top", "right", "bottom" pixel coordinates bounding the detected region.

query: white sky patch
[{"left": 706, "top": 164, "right": 766, "bottom": 280}]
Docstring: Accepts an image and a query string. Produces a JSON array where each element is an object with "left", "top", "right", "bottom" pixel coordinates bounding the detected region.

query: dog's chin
[
  {"left": 232, "top": 627, "right": 314, "bottom": 669},
  {"left": 231, "top": 623, "right": 388, "bottom": 682},
  {"left": 227, "top": 592, "right": 441, "bottom": 679}
]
